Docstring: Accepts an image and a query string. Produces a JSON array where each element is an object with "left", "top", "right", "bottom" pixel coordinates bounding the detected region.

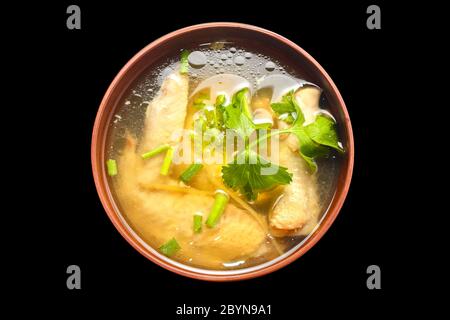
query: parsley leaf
[
  {"left": 231, "top": 88, "right": 252, "bottom": 118},
  {"left": 221, "top": 88, "right": 293, "bottom": 200},
  {"left": 289, "top": 126, "right": 329, "bottom": 171},
  {"left": 224, "top": 108, "right": 256, "bottom": 138},
  {"left": 271, "top": 90, "right": 304, "bottom": 124},
  {"left": 223, "top": 88, "right": 256, "bottom": 138},
  {"left": 271, "top": 101, "right": 295, "bottom": 114},
  {"left": 222, "top": 151, "right": 292, "bottom": 201},
  {"left": 272, "top": 90, "right": 344, "bottom": 172},
  {"left": 304, "top": 114, "right": 344, "bottom": 152}
]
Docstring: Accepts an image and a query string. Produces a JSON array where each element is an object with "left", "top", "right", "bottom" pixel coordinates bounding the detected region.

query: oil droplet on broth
[{"left": 188, "top": 51, "right": 207, "bottom": 68}]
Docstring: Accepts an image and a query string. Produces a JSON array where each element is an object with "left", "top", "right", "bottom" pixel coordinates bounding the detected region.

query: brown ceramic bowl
[{"left": 91, "top": 22, "right": 354, "bottom": 281}]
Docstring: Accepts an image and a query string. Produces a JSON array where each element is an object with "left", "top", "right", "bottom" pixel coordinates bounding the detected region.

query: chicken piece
[
  {"left": 114, "top": 72, "right": 266, "bottom": 269},
  {"left": 269, "top": 143, "right": 321, "bottom": 236},
  {"left": 139, "top": 72, "right": 189, "bottom": 154},
  {"left": 136, "top": 72, "right": 190, "bottom": 186},
  {"left": 270, "top": 85, "right": 322, "bottom": 236}
]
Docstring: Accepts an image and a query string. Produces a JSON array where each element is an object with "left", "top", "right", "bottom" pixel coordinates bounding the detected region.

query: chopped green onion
[
  {"left": 193, "top": 101, "right": 206, "bottom": 109},
  {"left": 141, "top": 144, "right": 170, "bottom": 160},
  {"left": 160, "top": 147, "right": 174, "bottom": 176},
  {"left": 193, "top": 92, "right": 210, "bottom": 109},
  {"left": 180, "top": 163, "right": 204, "bottom": 183},
  {"left": 106, "top": 159, "right": 118, "bottom": 176},
  {"left": 206, "top": 191, "right": 229, "bottom": 228},
  {"left": 194, "top": 118, "right": 207, "bottom": 133},
  {"left": 193, "top": 215, "right": 203, "bottom": 233},
  {"left": 215, "top": 94, "right": 226, "bottom": 106},
  {"left": 214, "top": 94, "right": 227, "bottom": 128},
  {"left": 159, "top": 238, "right": 181, "bottom": 256},
  {"left": 204, "top": 106, "right": 217, "bottom": 127},
  {"left": 180, "top": 50, "right": 189, "bottom": 74}
]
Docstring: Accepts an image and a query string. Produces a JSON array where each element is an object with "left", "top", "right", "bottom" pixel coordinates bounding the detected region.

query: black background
[{"left": 11, "top": 0, "right": 419, "bottom": 316}]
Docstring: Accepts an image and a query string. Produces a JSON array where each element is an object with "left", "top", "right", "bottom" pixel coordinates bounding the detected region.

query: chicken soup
[{"left": 105, "top": 43, "right": 344, "bottom": 270}]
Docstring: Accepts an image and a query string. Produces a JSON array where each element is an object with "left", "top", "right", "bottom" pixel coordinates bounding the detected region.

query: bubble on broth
[
  {"left": 265, "top": 61, "right": 276, "bottom": 72},
  {"left": 234, "top": 56, "right": 245, "bottom": 66}
]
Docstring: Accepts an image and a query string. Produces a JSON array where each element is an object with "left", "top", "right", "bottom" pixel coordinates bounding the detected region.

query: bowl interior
[{"left": 92, "top": 23, "right": 353, "bottom": 281}]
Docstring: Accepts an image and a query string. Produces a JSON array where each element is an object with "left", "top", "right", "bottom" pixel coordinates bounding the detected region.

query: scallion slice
[
  {"left": 206, "top": 191, "right": 229, "bottom": 228},
  {"left": 180, "top": 50, "right": 189, "bottom": 74},
  {"left": 180, "top": 164, "right": 204, "bottom": 183},
  {"left": 141, "top": 144, "right": 170, "bottom": 160},
  {"left": 106, "top": 159, "right": 118, "bottom": 176},
  {"left": 160, "top": 147, "right": 174, "bottom": 176},
  {"left": 193, "top": 215, "right": 203, "bottom": 233},
  {"left": 159, "top": 238, "right": 181, "bottom": 256}
]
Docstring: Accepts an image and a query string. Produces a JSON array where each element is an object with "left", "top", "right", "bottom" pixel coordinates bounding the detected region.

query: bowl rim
[{"left": 91, "top": 22, "right": 354, "bottom": 282}]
